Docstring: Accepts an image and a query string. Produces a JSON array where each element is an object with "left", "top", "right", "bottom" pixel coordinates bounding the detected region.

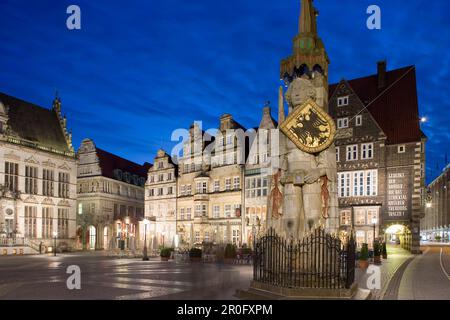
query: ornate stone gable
[
  {"left": 24, "top": 155, "right": 40, "bottom": 165},
  {"left": 58, "top": 162, "right": 71, "bottom": 171},
  {"left": 41, "top": 198, "right": 55, "bottom": 205},
  {"left": 42, "top": 159, "right": 56, "bottom": 168},
  {"left": 23, "top": 195, "right": 39, "bottom": 204},
  {"left": 57, "top": 199, "right": 71, "bottom": 207}
]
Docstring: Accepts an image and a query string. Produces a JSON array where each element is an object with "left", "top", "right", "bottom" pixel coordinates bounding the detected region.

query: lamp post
[
  {"left": 53, "top": 231, "right": 58, "bottom": 256},
  {"left": 143, "top": 218, "right": 149, "bottom": 261},
  {"left": 372, "top": 217, "right": 377, "bottom": 249}
]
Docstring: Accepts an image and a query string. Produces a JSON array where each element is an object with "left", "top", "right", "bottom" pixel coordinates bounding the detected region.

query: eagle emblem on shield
[{"left": 280, "top": 98, "right": 336, "bottom": 154}]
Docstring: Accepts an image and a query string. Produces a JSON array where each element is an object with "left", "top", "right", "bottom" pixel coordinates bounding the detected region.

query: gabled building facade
[
  {"left": 0, "top": 92, "right": 77, "bottom": 253},
  {"left": 145, "top": 149, "right": 177, "bottom": 248},
  {"left": 76, "top": 138, "right": 149, "bottom": 250},
  {"left": 174, "top": 115, "right": 246, "bottom": 248},
  {"left": 329, "top": 62, "right": 427, "bottom": 253},
  {"left": 243, "top": 104, "right": 277, "bottom": 245}
]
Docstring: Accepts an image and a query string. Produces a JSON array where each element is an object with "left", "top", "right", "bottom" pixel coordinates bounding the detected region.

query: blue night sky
[{"left": 0, "top": 0, "right": 449, "bottom": 183}]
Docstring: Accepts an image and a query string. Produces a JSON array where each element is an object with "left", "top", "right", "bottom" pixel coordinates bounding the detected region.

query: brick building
[{"left": 329, "top": 62, "right": 427, "bottom": 253}]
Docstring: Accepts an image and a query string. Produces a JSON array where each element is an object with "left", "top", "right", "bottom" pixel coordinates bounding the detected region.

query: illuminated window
[
  {"left": 355, "top": 209, "right": 366, "bottom": 225},
  {"left": 232, "top": 229, "right": 240, "bottom": 245},
  {"left": 214, "top": 180, "right": 220, "bottom": 192},
  {"left": 233, "top": 177, "right": 240, "bottom": 190},
  {"left": 225, "top": 178, "right": 231, "bottom": 191},
  {"left": 186, "top": 208, "right": 192, "bottom": 220},
  {"left": 361, "top": 143, "right": 373, "bottom": 160},
  {"left": 340, "top": 210, "right": 351, "bottom": 226},
  {"left": 346, "top": 145, "right": 358, "bottom": 161},
  {"left": 225, "top": 205, "right": 231, "bottom": 218},
  {"left": 356, "top": 231, "right": 366, "bottom": 246},
  {"left": 24, "top": 206, "right": 37, "bottom": 238},
  {"left": 180, "top": 208, "right": 185, "bottom": 220},
  {"left": 213, "top": 205, "right": 220, "bottom": 218}
]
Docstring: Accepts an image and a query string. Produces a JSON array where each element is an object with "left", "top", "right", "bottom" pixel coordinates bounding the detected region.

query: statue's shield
[{"left": 280, "top": 98, "right": 336, "bottom": 154}]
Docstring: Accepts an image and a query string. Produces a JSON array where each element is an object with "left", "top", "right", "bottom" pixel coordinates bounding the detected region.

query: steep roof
[
  {"left": 0, "top": 92, "right": 71, "bottom": 153},
  {"left": 95, "top": 147, "right": 150, "bottom": 180},
  {"left": 329, "top": 66, "right": 426, "bottom": 145}
]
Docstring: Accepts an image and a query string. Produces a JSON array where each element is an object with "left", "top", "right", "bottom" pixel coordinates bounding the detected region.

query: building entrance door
[{"left": 384, "top": 224, "right": 412, "bottom": 251}]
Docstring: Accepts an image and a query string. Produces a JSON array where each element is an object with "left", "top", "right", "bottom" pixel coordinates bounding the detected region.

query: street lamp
[
  {"left": 143, "top": 218, "right": 149, "bottom": 261},
  {"left": 53, "top": 231, "right": 58, "bottom": 256}
]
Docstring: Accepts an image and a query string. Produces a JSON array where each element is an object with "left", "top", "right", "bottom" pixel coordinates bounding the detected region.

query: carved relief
[
  {"left": 23, "top": 196, "right": 38, "bottom": 203},
  {"left": 42, "top": 159, "right": 56, "bottom": 168},
  {"left": 42, "top": 198, "right": 55, "bottom": 205},
  {"left": 24, "top": 155, "right": 40, "bottom": 164},
  {"left": 58, "top": 162, "right": 71, "bottom": 171}
]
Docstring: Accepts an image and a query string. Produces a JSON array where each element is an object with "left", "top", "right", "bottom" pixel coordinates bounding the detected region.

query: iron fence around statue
[{"left": 253, "top": 227, "right": 356, "bottom": 290}]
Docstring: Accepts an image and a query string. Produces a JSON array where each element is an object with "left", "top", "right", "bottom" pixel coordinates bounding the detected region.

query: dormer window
[
  {"left": 337, "top": 96, "right": 349, "bottom": 107},
  {"left": 113, "top": 169, "right": 123, "bottom": 180}
]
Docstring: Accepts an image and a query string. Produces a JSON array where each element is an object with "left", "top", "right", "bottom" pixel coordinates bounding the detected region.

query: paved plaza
[
  {"left": 0, "top": 253, "right": 252, "bottom": 300},
  {"left": 1, "top": 245, "right": 449, "bottom": 300}
]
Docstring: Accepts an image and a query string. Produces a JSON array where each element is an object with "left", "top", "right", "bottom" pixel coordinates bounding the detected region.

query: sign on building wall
[{"left": 384, "top": 168, "right": 412, "bottom": 222}]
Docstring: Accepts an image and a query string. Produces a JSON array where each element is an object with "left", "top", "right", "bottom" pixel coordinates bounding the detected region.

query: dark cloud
[{"left": 0, "top": 0, "right": 448, "bottom": 182}]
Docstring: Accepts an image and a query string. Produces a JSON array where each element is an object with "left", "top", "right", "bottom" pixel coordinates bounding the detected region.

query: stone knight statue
[{"left": 267, "top": 0, "right": 339, "bottom": 241}]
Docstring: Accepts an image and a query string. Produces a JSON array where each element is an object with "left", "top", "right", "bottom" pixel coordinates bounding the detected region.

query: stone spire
[
  {"left": 52, "top": 93, "right": 75, "bottom": 154},
  {"left": 280, "top": 0, "right": 329, "bottom": 82},
  {"left": 278, "top": 86, "right": 285, "bottom": 124},
  {"left": 52, "top": 91, "right": 61, "bottom": 114},
  {"left": 299, "top": 0, "right": 314, "bottom": 34}
]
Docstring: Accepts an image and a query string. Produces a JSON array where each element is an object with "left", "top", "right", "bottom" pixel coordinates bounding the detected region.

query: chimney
[
  {"left": 220, "top": 114, "right": 232, "bottom": 131},
  {"left": 377, "top": 60, "right": 387, "bottom": 89}
]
